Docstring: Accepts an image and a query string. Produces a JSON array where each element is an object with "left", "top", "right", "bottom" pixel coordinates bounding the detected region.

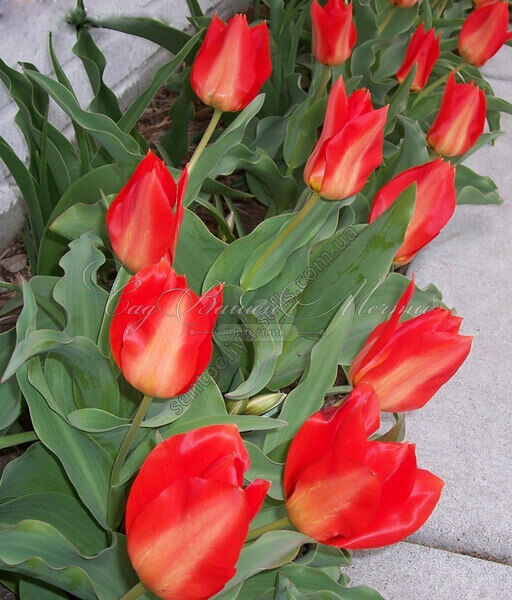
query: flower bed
[{"left": 0, "top": 0, "right": 510, "bottom": 599}]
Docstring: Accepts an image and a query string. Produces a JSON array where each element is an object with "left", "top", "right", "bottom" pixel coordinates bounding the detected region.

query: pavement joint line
[{"left": 402, "top": 540, "right": 512, "bottom": 568}]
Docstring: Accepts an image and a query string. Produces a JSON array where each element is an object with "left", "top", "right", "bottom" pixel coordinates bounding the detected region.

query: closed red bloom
[
  {"left": 349, "top": 280, "right": 472, "bottom": 412},
  {"left": 126, "top": 424, "right": 269, "bottom": 600},
  {"left": 427, "top": 72, "right": 486, "bottom": 157},
  {"left": 458, "top": 1, "right": 512, "bottom": 67},
  {"left": 190, "top": 14, "right": 271, "bottom": 112},
  {"left": 304, "top": 77, "right": 388, "bottom": 200},
  {"left": 396, "top": 24, "right": 440, "bottom": 92},
  {"left": 284, "top": 384, "right": 443, "bottom": 549},
  {"left": 369, "top": 158, "right": 456, "bottom": 264},
  {"left": 389, "top": 0, "right": 418, "bottom": 7},
  {"left": 107, "top": 151, "right": 187, "bottom": 274},
  {"left": 311, "top": 0, "right": 357, "bottom": 66},
  {"left": 110, "top": 256, "right": 223, "bottom": 398}
]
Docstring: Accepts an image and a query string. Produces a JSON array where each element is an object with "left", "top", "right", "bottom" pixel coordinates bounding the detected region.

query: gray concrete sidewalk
[{"left": 348, "top": 48, "right": 512, "bottom": 598}]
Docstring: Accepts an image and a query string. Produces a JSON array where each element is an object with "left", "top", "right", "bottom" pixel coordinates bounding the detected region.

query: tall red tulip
[
  {"left": 284, "top": 384, "right": 443, "bottom": 549},
  {"left": 110, "top": 256, "right": 223, "bottom": 398},
  {"left": 107, "top": 151, "right": 187, "bottom": 273},
  {"left": 126, "top": 424, "right": 269, "bottom": 600},
  {"left": 190, "top": 14, "right": 271, "bottom": 112},
  {"left": 304, "top": 77, "right": 388, "bottom": 200},
  {"left": 427, "top": 72, "right": 486, "bottom": 157},
  {"left": 311, "top": 0, "right": 357, "bottom": 66},
  {"left": 369, "top": 158, "right": 456, "bottom": 264},
  {"left": 458, "top": 1, "right": 512, "bottom": 67},
  {"left": 349, "top": 280, "right": 472, "bottom": 412},
  {"left": 396, "top": 24, "right": 440, "bottom": 92}
]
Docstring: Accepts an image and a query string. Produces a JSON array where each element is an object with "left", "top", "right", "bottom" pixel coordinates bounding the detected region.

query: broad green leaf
[
  {"left": 245, "top": 441, "right": 284, "bottom": 500},
  {"left": 73, "top": 29, "right": 122, "bottom": 120},
  {"left": 50, "top": 197, "right": 110, "bottom": 244},
  {"left": 19, "top": 580, "right": 68, "bottom": 600},
  {"left": 0, "top": 522, "right": 136, "bottom": 600},
  {"left": 456, "top": 164, "right": 502, "bottom": 205},
  {"left": 24, "top": 70, "right": 141, "bottom": 164},
  {"left": 185, "top": 95, "right": 265, "bottom": 206},
  {"left": 212, "top": 531, "right": 311, "bottom": 600},
  {"left": 118, "top": 31, "right": 202, "bottom": 133},
  {"left": 264, "top": 300, "right": 354, "bottom": 458},
  {"left": 38, "top": 163, "right": 132, "bottom": 275},
  {"left": 4, "top": 330, "right": 119, "bottom": 414},
  {"left": 0, "top": 329, "right": 21, "bottom": 434},
  {"left": 53, "top": 232, "right": 109, "bottom": 341},
  {"left": 174, "top": 209, "right": 227, "bottom": 293},
  {"left": 88, "top": 14, "right": 192, "bottom": 58},
  {"left": 294, "top": 185, "right": 415, "bottom": 336}
]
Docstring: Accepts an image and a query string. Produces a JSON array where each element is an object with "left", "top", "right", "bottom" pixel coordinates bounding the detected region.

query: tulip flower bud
[
  {"left": 389, "top": 0, "right": 418, "bottom": 7},
  {"left": 396, "top": 24, "right": 440, "bottom": 92},
  {"left": 107, "top": 151, "right": 187, "bottom": 274},
  {"left": 190, "top": 14, "right": 271, "bottom": 112},
  {"left": 304, "top": 77, "right": 388, "bottom": 200},
  {"left": 369, "top": 158, "right": 456, "bottom": 264},
  {"left": 311, "top": 0, "right": 357, "bottom": 66},
  {"left": 110, "top": 256, "right": 223, "bottom": 398},
  {"left": 458, "top": 1, "right": 512, "bottom": 67},
  {"left": 245, "top": 392, "right": 286, "bottom": 415},
  {"left": 427, "top": 72, "right": 486, "bottom": 157},
  {"left": 349, "top": 280, "right": 472, "bottom": 412},
  {"left": 284, "top": 384, "right": 443, "bottom": 549},
  {"left": 126, "top": 424, "right": 270, "bottom": 600}
]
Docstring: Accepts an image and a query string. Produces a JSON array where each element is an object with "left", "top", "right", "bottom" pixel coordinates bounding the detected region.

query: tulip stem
[
  {"left": 326, "top": 385, "right": 353, "bottom": 395},
  {"left": 188, "top": 107, "right": 223, "bottom": 172},
  {"left": 314, "top": 65, "right": 332, "bottom": 101},
  {"left": 241, "top": 191, "right": 321, "bottom": 289},
  {"left": 377, "top": 6, "right": 396, "bottom": 35},
  {"left": 246, "top": 516, "right": 292, "bottom": 542},
  {"left": 109, "top": 394, "right": 153, "bottom": 492},
  {"left": 120, "top": 582, "right": 146, "bottom": 600},
  {"left": 415, "top": 62, "right": 466, "bottom": 102}
]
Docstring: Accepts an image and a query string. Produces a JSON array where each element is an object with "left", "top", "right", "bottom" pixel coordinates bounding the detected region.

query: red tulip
[
  {"left": 396, "top": 24, "right": 440, "bottom": 92},
  {"left": 369, "top": 158, "right": 456, "bottom": 264},
  {"left": 311, "top": 0, "right": 357, "bottom": 66},
  {"left": 126, "top": 424, "right": 270, "bottom": 600},
  {"left": 304, "top": 77, "right": 388, "bottom": 200},
  {"left": 389, "top": 0, "right": 418, "bottom": 7},
  {"left": 107, "top": 151, "right": 187, "bottom": 274},
  {"left": 284, "top": 384, "right": 443, "bottom": 549},
  {"left": 190, "top": 14, "right": 271, "bottom": 112},
  {"left": 458, "top": 1, "right": 512, "bottom": 67},
  {"left": 110, "top": 256, "right": 223, "bottom": 398},
  {"left": 427, "top": 71, "right": 486, "bottom": 157},
  {"left": 349, "top": 280, "right": 472, "bottom": 412}
]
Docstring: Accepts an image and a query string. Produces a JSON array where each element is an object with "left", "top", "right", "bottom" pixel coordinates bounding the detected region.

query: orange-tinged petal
[
  {"left": 369, "top": 158, "right": 456, "bottom": 264},
  {"left": 127, "top": 477, "right": 250, "bottom": 600},
  {"left": 286, "top": 453, "right": 381, "bottom": 543},
  {"left": 125, "top": 424, "right": 250, "bottom": 534},
  {"left": 458, "top": 2, "right": 512, "bottom": 67},
  {"left": 191, "top": 14, "right": 271, "bottom": 112},
  {"left": 427, "top": 72, "right": 486, "bottom": 157},
  {"left": 107, "top": 151, "right": 185, "bottom": 273},
  {"left": 396, "top": 24, "right": 440, "bottom": 91},
  {"left": 311, "top": 0, "right": 357, "bottom": 65}
]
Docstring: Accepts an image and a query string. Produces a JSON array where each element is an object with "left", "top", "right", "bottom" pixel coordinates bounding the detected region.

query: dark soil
[{"left": 0, "top": 234, "right": 29, "bottom": 334}]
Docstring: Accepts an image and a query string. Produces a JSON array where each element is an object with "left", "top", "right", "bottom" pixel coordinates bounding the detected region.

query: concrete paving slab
[
  {"left": 407, "top": 76, "right": 512, "bottom": 564},
  {"left": 347, "top": 543, "right": 512, "bottom": 600},
  {"left": 0, "top": 0, "right": 250, "bottom": 247},
  {"left": 481, "top": 45, "right": 512, "bottom": 81}
]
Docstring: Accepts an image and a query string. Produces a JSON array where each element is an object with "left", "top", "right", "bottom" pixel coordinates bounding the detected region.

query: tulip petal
[
  {"left": 286, "top": 453, "right": 381, "bottom": 543},
  {"left": 126, "top": 424, "right": 249, "bottom": 533},
  {"left": 339, "top": 469, "right": 443, "bottom": 549},
  {"left": 128, "top": 476, "right": 250, "bottom": 600},
  {"left": 284, "top": 384, "right": 379, "bottom": 495},
  {"left": 321, "top": 105, "right": 388, "bottom": 199},
  {"left": 244, "top": 479, "right": 271, "bottom": 520}
]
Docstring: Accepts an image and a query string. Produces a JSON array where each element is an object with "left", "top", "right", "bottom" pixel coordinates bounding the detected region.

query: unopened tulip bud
[
  {"left": 245, "top": 392, "right": 286, "bottom": 416},
  {"left": 311, "top": 0, "right": 357, "bottom": 66}
]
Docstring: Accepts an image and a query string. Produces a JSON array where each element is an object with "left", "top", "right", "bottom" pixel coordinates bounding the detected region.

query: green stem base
[
  {"left": 246, "top": 516, "right": 292, "bottom": 543},
  {"left": 121, "top": 582, "right": 146, "bottom": 600}
]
